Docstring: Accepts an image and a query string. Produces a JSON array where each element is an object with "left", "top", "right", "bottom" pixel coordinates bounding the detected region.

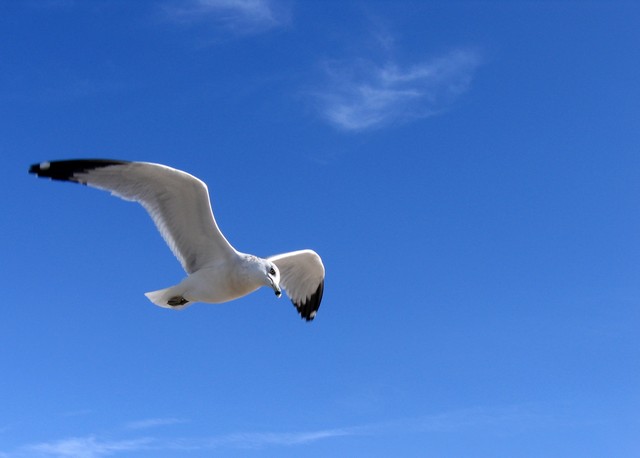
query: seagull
[{"left": 29, "top": 159, "right": 325, "bottom": 321}]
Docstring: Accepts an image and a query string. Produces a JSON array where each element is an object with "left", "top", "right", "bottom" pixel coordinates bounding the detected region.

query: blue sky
[{"left": 1, "top": 0, "right": 639, "bottom": 456}]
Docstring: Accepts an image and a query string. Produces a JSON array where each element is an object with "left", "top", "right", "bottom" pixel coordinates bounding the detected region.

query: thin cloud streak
[
  {"left": 125, "top": 417, "right": 189, "bottom": 430},
  {"left": 5, "top": 404, "right": 563, "bottom": 457},
  {"left": 314, "top": 49, "right": 482, "bottom": 131},
  {"left": 201, "top": 428, "right": 355, "bottom": 449},
  {"left": 23, "top": 436, "right": 154, "bottom": 458},
  {"left": 10, "top": 428, "right": 355, "bottom": 457},
  {"left": 164, "top": 0, "right": 289, "bottom": 32}
]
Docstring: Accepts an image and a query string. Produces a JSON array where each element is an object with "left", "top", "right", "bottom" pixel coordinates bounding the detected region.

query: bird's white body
[
  {"left": 30, "top": 159, "right": 325, "bottom": 321},
  {"left": 146, "top": 254, "right": 278, "bottom": 308}
]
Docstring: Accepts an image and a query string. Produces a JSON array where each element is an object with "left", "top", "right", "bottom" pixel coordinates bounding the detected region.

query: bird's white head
[{"left": 264, "top": 260, "right": 282, "bottom": 298}]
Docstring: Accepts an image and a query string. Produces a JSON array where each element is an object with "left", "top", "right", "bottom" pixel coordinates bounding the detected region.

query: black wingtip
[
  {"left": 295, "top": 280, "right": 324, "bottom": 322},
  {"left": 29, "top": 159, "right": 129, "bottom": 182}
]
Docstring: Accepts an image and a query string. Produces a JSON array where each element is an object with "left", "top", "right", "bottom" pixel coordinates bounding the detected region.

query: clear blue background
[{"left": 1, "top": 1, "right": 638, "bottom": 457}]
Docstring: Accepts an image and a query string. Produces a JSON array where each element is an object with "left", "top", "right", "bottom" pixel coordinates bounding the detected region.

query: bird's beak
[{"left": 270, "top": 278, "right": 282, "bottom": 298}]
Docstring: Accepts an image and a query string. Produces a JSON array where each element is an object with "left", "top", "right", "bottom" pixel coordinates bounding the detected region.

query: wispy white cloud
[
  {"left": 164, "top": 0, "right": 290, "bottom": 33},
  {"left": 199, "top": 428, "right": 355, "bottom": 449},
  {"left": 23, "top": 0, "right": 76, "bottom": 9},
  {"left": 8, "top": 427, "right": 355, "bottom": 457},
  {"left": 61, "top": 410, "right": 93, "bottom": 418},
  {"left": 125, "top": 417, "right": 188, "bottom": 430},
  {"left": 413, "top": 404, "right": 560, "bottom": 433},
  {"left": 4, "top": 404, "right": 561, "bottom": 457},
  {"left": 22, "top": 436, "right": 153, "bottom": 458},
  {"left": 314, "top": 49, "right": 482, "bottom": 131}
]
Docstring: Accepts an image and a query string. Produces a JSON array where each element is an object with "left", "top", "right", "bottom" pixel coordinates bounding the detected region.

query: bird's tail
[{"left": 145, "top": 285, "right": 191, "bottom": 310}]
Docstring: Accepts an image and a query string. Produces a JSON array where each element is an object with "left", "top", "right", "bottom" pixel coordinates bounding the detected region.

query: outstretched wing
[
  {"left": 29, "top": 159, "right": 237, "bottom": 273},
  {"left": 269, "top": 249, "right": 325, "bottom": 321}
]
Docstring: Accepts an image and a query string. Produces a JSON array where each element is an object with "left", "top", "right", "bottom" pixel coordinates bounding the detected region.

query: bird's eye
[{"left": 269, "top": 267, "right": 276, "bottom": 275}]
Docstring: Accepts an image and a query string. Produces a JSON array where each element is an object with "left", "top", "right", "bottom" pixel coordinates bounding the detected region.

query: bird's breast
[{"left": 182, "top": 266, "right": 261, "bottom": 304}]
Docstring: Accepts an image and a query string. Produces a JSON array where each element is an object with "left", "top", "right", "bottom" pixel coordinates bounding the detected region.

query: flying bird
[{"left": 29, "top": 160, "right": 325, "bottom": 321}]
